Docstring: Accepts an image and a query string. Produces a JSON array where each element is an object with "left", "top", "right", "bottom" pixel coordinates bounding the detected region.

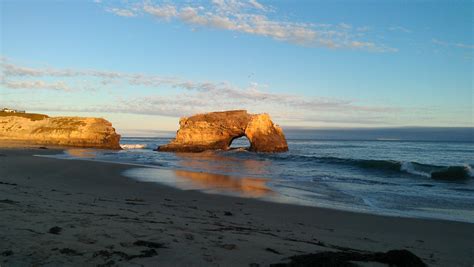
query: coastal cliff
[
  {"left": 0, "top": 112, "right": 121, "bottom": 149},
  {"left": 158, "top": 110, "right": 288, "bottom": 153}
]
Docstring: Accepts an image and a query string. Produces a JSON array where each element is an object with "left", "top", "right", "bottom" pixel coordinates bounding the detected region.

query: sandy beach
[{"left": 1, "top": 147, "right": 473, "bottom": 266}]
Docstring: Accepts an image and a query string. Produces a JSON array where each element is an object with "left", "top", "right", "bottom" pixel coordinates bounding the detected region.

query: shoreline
[
  {"left": 36, "top": 149, "right": 474, "bottom": 224},
  {"left": 1, "top": 147, "right": 473, "bottom": 266}
]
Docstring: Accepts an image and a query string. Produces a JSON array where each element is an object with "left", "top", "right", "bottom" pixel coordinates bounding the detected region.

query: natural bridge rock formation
[
  {"left": 0, "top": 112, "right": 121, "bottom": 149},
  {"left": 158, "top": 110, "right": 288, "bottom": 153}
]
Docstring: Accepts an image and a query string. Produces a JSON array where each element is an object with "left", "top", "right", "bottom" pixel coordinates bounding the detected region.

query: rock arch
[
  {"left": 158, "top": 110, "right": 288, "bottom": 153},
  {"left": 228, "top": 134, "right": 250, "bottom": 148}
]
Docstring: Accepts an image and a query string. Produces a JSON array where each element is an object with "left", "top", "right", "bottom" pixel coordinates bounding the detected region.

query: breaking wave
[
  {"left": 120, "top": 144, "right": 150, "bottom": 149},
  {"left": 281, "top": 155, "right": 473, "bottom": 181}
]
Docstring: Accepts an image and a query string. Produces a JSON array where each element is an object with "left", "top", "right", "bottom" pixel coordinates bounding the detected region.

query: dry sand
[{"left": 0, "top": 148, "right": 473, "bottom": 266}]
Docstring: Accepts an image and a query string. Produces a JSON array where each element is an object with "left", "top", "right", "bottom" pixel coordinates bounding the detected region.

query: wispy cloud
[
  {"left": 143, "top": 4, "right": 177, "bottom": 20},
  {"left": 432, "top": 39, "right": 474, "bottom": 49},
  {"left": 106, "top": 7, "right": 137, "bottom": 17},
  {"left": 2, "top": 80, "right": 71, "bottom": 91},
  {"left": 248, "top": 0, "right": 266, "bottom": 11},
  {"left": 99, "top": 0, "right": 396, "bottom": 52},
  {"left": 388, "top": 26, "right": 411, "bottom": 33},
  {"left": 1, "top": 57, "right": 399, "bottom": 124}
]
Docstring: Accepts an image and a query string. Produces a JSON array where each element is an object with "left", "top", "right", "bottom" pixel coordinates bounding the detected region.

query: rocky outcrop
[
  {"left": 158, "top": 110, "right": 288, "bottom": 153},
  {"left": 0, "top": 112, "right": 121, "bottom": 149}
]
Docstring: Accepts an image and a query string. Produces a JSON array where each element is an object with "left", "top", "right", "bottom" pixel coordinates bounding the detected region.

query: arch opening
[{"left": 228, "top": 135, "right": 251, "bottom": 150}]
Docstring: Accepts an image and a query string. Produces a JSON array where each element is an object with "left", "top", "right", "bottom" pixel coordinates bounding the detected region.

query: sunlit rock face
[
  {"left": 0, "top": 112, "right": 121, "bottom": 149},
  {"left": 158, "top": 110, "right": 288, "bottom": 153}
]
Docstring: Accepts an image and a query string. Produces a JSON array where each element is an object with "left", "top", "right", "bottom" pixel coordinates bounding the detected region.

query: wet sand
[{"left": 0, "top": 148, "right": 473, "bottom": 266}]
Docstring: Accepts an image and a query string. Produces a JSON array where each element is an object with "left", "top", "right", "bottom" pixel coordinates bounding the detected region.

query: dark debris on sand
[
  {"left": 125, "top": 198, "right": 145, "bottom": 202},
  {"left": 133, "top": 240, "right": 166, "bottom": 249},
  {"left": 270, "top": 249, "right": 426, "bottom": 267},
  {"left": 0, "top": 199, "right": 19, "bottom": 205},
  {"left": 221, "top": 244, "right": 237, "bottom": 250},
  {"left": 0, "top": 181, "right": 17, "bottom": 186},
  {"left": 48, "top": 226, "right": 62, "bottom": 235},
  {"left": 266, "top": 248, "right": 282, "bottom": 255},
  {"left": 129, "top": 249, "right": 158, "bottom": 259},
  {"left": 1, "top": 250, "right": 13, "bottom": 257}
]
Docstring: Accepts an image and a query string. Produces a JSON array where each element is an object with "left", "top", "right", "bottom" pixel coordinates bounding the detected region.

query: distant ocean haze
[{"left": 282, "top": 127, "right": 474, "bottom": 142}]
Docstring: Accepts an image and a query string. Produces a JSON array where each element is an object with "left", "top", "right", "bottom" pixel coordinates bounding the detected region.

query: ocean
[{"left": 43, "top": 128, "right": 474, "bottom": 223}]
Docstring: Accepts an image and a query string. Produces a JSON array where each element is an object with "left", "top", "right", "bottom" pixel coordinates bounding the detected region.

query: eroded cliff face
[
  {"left": 0, "top": 112, "right": 121, "bottom": 149},
  {"left": 158, "top": 110, "right": 288, "bottom": 153}
]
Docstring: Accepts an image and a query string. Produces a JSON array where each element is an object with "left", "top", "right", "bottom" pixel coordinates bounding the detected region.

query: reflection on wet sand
[
  {"left": 173, "top": 169, "right": 273, "bottom": 197},
  {"left": 63, "top": 148, "right": 275, "bottom": 199},
  {"left": 176, "top": 151, "right": 271, "bottom": 176},
  {"left": 65, "top": 148, "right": 98, "bottom": 158}
]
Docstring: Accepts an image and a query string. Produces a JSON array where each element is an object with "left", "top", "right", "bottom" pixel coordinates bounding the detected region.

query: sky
[{"left": 0, "top": 0, "right": 473, "bottom": 135}]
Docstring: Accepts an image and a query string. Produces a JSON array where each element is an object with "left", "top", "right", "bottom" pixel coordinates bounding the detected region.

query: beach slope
[{"left": 0, "top": 148, "right": 473, "bottom": 266}]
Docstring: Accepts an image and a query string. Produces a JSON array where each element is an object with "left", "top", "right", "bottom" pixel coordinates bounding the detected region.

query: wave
[
  {"left": 120, "top": 144, "right": 150, "bottom": 149},
  {"left": 399, "top": 162, "right": 472, "bottom": 180},
  {"left": 336, "top": 158, "right": 472, "bottom": 180},
  {"left": 400, "top": 162, "right": 432, "bottom": 177},
  {"left": 283, "top": 155, "right": 473, "bottom": 181},
  {"left": 431, "top": 165, "right": 473, "bottom": 181}
]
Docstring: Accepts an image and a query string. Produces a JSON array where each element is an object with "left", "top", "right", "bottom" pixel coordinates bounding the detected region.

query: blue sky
[{"left": 1, "top": 0, "right": 472, "bottom": 134}]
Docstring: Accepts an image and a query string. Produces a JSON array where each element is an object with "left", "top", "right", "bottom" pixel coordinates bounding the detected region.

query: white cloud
[
  {"left": 106, "top": 7, "right": 137, "bottom": 17},
  {"left": 339, "top": 23, "right": 352, "bottom": 29},
  {"left": 143, "top": 4, "right": 177, "bottom": 19},
  {"left": 1, "top": 58, "right": 398, "bottom": 122},
  {"left": 2, "top": 80, "right": 71, "bottom": 91},
  {"left": 432, "top": 39, "right": 474, "bottom": 50},
  {"left": 455, "top": 43, "right": 474, "bottom": 49},
  {"left": 101, "top": 0, "right": 395, "bottom": 52},
  {"left": 356, "top": 26, "right": 370, "bottom": 32},
  {"left": 248, "top": 0, "right": 265, "bottom": 11}
]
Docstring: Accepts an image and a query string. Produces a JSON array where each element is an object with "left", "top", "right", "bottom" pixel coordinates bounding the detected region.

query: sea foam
[{"left": 120, "top": 144, "right": 149, "bottom": 149}]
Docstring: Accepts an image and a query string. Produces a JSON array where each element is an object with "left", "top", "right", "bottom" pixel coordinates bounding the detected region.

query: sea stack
[
  {"left": 158, "top": 110, "right": 288, "bottom": 153},
  {"left": 0, "top": 112, "right": 121, "bottom": 149}
]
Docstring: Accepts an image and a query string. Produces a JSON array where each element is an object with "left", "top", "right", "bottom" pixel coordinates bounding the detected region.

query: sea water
[{"left": 45, "top": 128, "right": 474, "bottom": 223}]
